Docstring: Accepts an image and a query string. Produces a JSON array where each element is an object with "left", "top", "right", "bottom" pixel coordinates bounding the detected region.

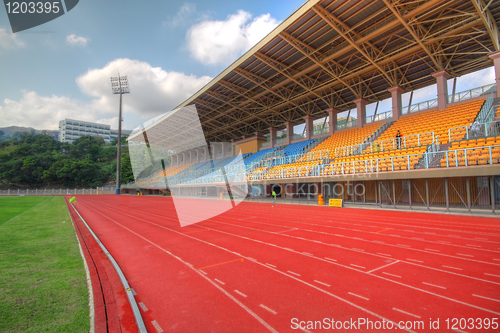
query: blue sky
[{"left": 0, "top": 0, "right": 495, "bottom": 131}]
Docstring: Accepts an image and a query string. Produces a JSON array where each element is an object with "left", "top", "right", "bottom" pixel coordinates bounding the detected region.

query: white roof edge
[{"left": 174, "top": 0, "right": 321, "bottom": 109}]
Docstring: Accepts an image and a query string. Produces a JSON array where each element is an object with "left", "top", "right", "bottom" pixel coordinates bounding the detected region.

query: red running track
[{"left": 71, "top": 196, "right": 500, "bottom": 332}]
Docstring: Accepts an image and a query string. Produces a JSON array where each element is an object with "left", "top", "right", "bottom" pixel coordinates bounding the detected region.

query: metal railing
[
  {"left": 313, "top": 127, "right": 329, "bottom": 136},
  {"left": 336, "top": 119, "right": 358, "bottom": 130},
  {"left": 449, "top": 119, "right": 500, "bottom": 142},
  {"left": 292, "top": 133, "right": 306, "bottom": 141},
  {"left": 402, "top": 99, "right": 438, "bottom": 115},
  {"left": 475, "top": 93, "right": 495, "bottom": 124},
  {"left": 260, "top": 141, "right": 271, "bottom": 148},
  {"left": 365, "top": 110, "right": 393, "bottom": 124},
  {"left": 448, "top": 83, "right": 496, "bottom": 104},
  {"left": 274, "top": 137, "right": 287, "bottom": 145},
  {"left": 0, "top": 187, "right": 114, "bottom": 196}
]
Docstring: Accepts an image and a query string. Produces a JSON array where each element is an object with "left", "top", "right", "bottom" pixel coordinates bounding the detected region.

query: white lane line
[
  {"left": 382, "top": 272, "right": 401, "bottom": 278},
  {"left": 442, "top": 265, "right": 462, "bottom": 270},
  {"left": 274, "top": 228, "right": 297, "bottom": 234},
  {"left": 314, "top": 280, "right": 331, "bottom": 287},
  {"left": 404, "top": 230, "right": 414, "bottom": 232},
  {"left": 302, "top": 252, "right": 314, "bottom": 256},
  {"left": 214, "top": 278, "right": 225, "bottom": 285},
  {"left": 352, "top": 248, "right": 365, "bottom": 252},
  {"left": 485, "top": 273, "right": 500, "bottom": 278},
  {"left": 466, "top": 244, "right": 481, "bottom": 247},
  {"left": 393, "top": 308, "right": 421, "bottom": 318},
  {"left": 234, "top": 290, "right": 247, "bottom": 298},
  {"left": 452, "top": 329, "right": 468, "bottom": 333},
  {"left": 377, "top": 253, "right": 391, "bottom": 256},
  {"left": 324, "top": 257, "right": 337, "bottom": 262},
  {"left": 425, "top": 248, "right": 440, "bottom": 252},
  {"left": 287, "top": 270, "right": 301, "bottom": 276},
  {"left": 348, "top": 292, "right": 369, "bottom": 301},
  {"left": 185, "top": 262, "right": 193, "bottom": 267},
  {"left": 265, "top": 263, "right": 276, "bottom": 268},
  {"left": 472, "top": 294, "right": 500, "bottom": 302},
  {"left": 407, "top": 258, "right": 423, "bottom": 263},
  {"left": 422, "top": 282, "right": 446, "bottom": 289},
  {"left": 284, "top": 248, "right": 293, "bottom": 251},
  {"left": 130, "top": 288, "right": 137, "bottom": 296},
  {"left": 373, "top": 241, "right": 385, "bottom": 244},
  {"left": 350, "top": 264, "right": 366, "bottom": 269},
  {"left": 457, "top": 253, "right": 474, "bottom": 257},
  {"left": 398, "top": 244, "right": 410, "bottom": 247},
  {"left": 424, "top": 232, "right": 436, "bottom": 235},
  {"left": 367, "top": 260, "right": 400, "bottom": 274},
  {"left": 199, "top": 270, "right": 207, "bottom": 275},
  {"left": 260, "top": 304, "right": 277, "bottom": 315},
  {"left": 152, "top": 320, "right": 164, "bottom": 333},
  {"left": 139, "top": 302, "right": 148, "bottom": 312},
  {"left": 437, "top": 241, "right": 451, "bottom": 244},
  {"left": 494, "top": 259, "right": 500, "bottom": 261},
  {"left": 475, "top": 237, "right": 488, "bottom": 240},
  {"left": 411, "top": 238, "right": 425, "bottom": 241}
]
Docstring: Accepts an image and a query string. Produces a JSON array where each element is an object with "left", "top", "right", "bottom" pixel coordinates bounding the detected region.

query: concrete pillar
[
  {"left": 489, "top": 51, "right": 500, "bottom": 97},
  {"left": 354, "top": 98, "right": 368, "bottom": 129},
  {"left": 431, "top": 70, "right": 452, "bottom": 111},
  {"left": 303, "top": 115, "right": 314, "bottom": 140},
  {"left": 190, "top": 151, "right": 195, "bottom": 163},
  {"left": 388, "top": 86, "right": 405, "bottom": 121},
  {"left": 285, "top": 122, "right": 293, "bottom": 145},
  {"left": 326, "top": 108, "right": 339, "bottom": 135},
  {"left": 268, "top": 127, "right": 277, "bottom": 148},
  {"left": 181, "top": 152, "right": 186, "bottom": 165}
]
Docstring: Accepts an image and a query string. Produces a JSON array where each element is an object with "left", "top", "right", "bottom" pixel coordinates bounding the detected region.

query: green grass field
[{"left": 0, "top": 196, "right": 90, "bottom": 332}]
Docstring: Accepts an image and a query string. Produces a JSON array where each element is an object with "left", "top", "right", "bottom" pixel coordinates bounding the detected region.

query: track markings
[
  {"left": 494, "top": 259, "right": 500, "bottom": 261},
  {"left": 392, "top": 308, "right": 421, "bottom": 318},
  {"left": 214, "top": 278, "right": 225, "bottom": 285},
  {"left": 302, "top": 252, "right": 314, "bottom": 256},
  {"left": 474, "top": 237, "right": 488, "bottom": 240},
  {"left": 437, "top": 241, "right": 451, "bottom": 244},
  {"left": 411, "top": 238, "right": 425, "bottom": 241},
  {"left": 398, "top": 244, "right": 410, "bottom": 247},
  {"left": 234, "top": 290, "right": 247, "bottom": 298},
  {"left": 130, "top": 288, "right": 137, "bottom": 296},
  {"left": 197, "top": 258, "right": 244, "bottom": 270},
  {"left": 485, "top": 273, "right": 500, "bottom": 278},
  {"left": 314, "top": 280, "right": 331, "bottom": 287},
  {"left": 352, "top": 248, "right": 364, "bottom": 252},
  {"left": 350, "top": 264, "right": 366, "bottom": 269},
  {"left": 382, "top": 272, "right": 401, "bottom": 278},
  {"left": 374, "top": 228, "right": 390, "bottom": 233},
  {"left": 259, "top": 304, "right": 277, "bottom": 315},
  {"left": 407, "top": 258, "right": 423, "bottom": 263},
  {"left": 422, "top": 282, "right": 446, "bottom": 289},
  {"left": 265, "top": 263, "right": 276, "bottom": 268},
  {"left": 467, "top": 244, "right": 481, "bottom": 248},
  {"left": 457, "top": 253, "right": 474, "bottom": 257},
  {"left": 151, "top": 320, "right": 164, "bottom": 332},
  {"left": 442, "top": 265, "right": 462, "bottom": 270},
  {"left": 324, "top": 257, "right": 337, "bottom": 262},
  {"left": 348, "top": 292, "right": 369, "bottom": 301},
  {"left": 287, "top": 270, "right": 301, "bottom": 276},
  {"left": 274, "top": 228, "right": 297, "bottom": 234},
  {"left": 367, "top": 260, "right": 400, "bottom": 274},
  {"left": 472, "top": 294, "right": 500, "bottom": 303},
  {"left": 373, "top": 241, "right": 385, "bottom": 244},
  {"left": 425, "top": 248, "right": 440, "bottom": 252},
  {"left": 199, "top": 270, "right": 207, "bottom": 275},
  {"left": 377, "top": 253, "right": 391, "bottom": 256},
  {"left": 139, "top": 302, "right": 148, "bottom": 312}
]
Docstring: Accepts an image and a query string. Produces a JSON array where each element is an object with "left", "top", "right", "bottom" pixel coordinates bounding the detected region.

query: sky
[{"left": 0, "top": 0, "right": 495, "bottom": 131}]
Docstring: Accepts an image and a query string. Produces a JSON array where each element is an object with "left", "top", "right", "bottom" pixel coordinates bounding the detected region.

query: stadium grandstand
[{"left": 125, "top": 0, "right": 500, "bottom": 214}]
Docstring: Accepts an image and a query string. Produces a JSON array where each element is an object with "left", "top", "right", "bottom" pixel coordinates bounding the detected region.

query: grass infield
[{"left": 0, "top": 196, "right": 89, "bottom": 332}]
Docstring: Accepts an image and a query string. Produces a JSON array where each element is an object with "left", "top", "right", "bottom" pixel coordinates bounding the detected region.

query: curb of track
[{"left": 69, "top": 201, "right": 147, "bottom": 333}]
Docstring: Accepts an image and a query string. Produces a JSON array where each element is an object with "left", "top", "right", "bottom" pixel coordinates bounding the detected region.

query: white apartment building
[{"left": 59, "top": 119, "right": 111, "bottom": 144}]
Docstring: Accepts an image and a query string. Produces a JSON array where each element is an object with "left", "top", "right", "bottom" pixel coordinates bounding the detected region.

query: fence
[
  {"left": 448, "top": 83, "right": 496, "bottom": 104},
  {"left": 365, "top": 110, "right": 392, "bottom": 124},
  {"left": 336, "top": 119, "right": 358, "bottom": 130},
  {"left": 0, "top": 187, "right": 115, "bottom": 196},
  {"left": 449, "top": 119, "right": 500, "bottom": 142},
  {"left": 402, "top": 99, "right": 438, "bottom": 115}
]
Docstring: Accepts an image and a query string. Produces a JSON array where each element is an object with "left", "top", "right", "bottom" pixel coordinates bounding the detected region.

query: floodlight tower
[{"left": 110, "top": 73, "right": 130, "bottom": 194}]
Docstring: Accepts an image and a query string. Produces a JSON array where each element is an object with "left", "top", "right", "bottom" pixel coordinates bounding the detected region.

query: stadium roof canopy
[{"left": 137, "top": 0, "right": 500, "bottom": 143}]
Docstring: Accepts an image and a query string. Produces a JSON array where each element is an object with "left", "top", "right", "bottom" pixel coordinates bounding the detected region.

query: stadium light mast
[{"left": 110, "top": 73, "right": 130, "bottom": 195}]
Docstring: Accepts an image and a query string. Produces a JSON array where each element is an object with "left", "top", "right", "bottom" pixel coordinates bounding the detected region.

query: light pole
[{"left": 110, "top": 73, "right": 130, "bottom": 195}]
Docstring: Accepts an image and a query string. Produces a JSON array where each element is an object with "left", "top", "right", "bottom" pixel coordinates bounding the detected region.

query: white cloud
[
  {"left": 0, "top": 27, "right": 24, "bottom": 50},
  {"left": 0, "top": 58, "right": 212, "bottom": 130},
  {"left": 186, "top": 10, "right": 279, "bottom": 66},
  {"left": 165, "top": 3, "right": 210, "bottom": 28},
  {"left": 66, "top": 34, "right": 90, "bottom": 47}
]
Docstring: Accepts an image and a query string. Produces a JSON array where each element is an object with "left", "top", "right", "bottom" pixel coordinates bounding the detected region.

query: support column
[
  {"left": 303, "top": 115, "right": 314, "bottom": 140},
  {"left": 285, "top": 122, "right": 293, "bottom": 145},
  {"left": 489, "top": 51, "right": 500, "bottom": 97},
  {"left": 189, "top": 151, "right": 195, "bottom": 163},
  {"left": 268, "top": 127, "right": 277, "bottom": 148},
  {"left": 326, "top": 108, "right": 338, "bottom": 135},
  {"left": 431, "top": 70, "right": 452, "bottom": 111},
  {"left": 388, "top": 86, "right": 405, "bottom": 121},
  {"left": 354, "top": 98, "right": 368, "bottom": 129}
]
